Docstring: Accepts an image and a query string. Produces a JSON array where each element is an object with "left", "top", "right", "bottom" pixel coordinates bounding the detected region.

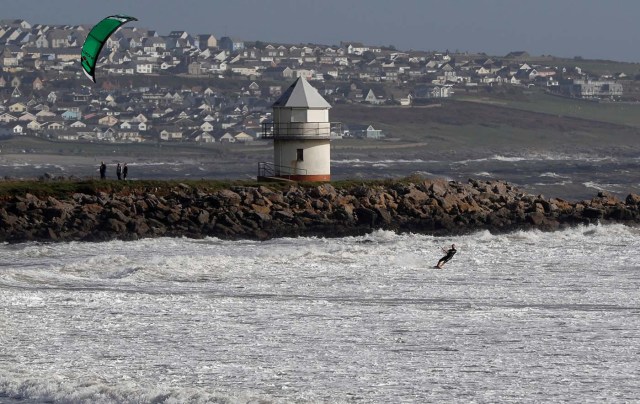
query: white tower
[{"left": 260, "top": 77, "right": 335, "bottom": 182}]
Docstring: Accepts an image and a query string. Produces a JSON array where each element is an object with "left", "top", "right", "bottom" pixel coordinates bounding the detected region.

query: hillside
[{"left": 330, "top": 95, "right": 640, "bottom": 158}]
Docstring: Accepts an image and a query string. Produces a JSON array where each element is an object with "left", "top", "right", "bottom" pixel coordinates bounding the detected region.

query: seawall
[{"left": 1, "top": 179, "right": 640, "bottom": 243}]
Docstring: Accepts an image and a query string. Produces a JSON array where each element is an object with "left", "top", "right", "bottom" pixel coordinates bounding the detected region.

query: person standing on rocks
[
  {"left": 99, "top": 161, "right": 107, "bottom": 179},
  {"left": 436, "top": 244, "right": 457, "bottom": 269},
  {"left": 116, "top": 163, "right": 122, "bottom": 180},
  {"left": 122, "top": 163, "right": 128, "bottom": 180}
]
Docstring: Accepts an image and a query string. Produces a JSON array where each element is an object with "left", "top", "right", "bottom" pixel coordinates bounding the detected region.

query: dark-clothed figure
[
  {"left": 99, "top": 161, "right": 106, "bottom": 179},
  {"left": 436, "top": 244, "right": 457, "bottom": 269},
  {"left": 116, "top": 163, "right": 122, "bottom": 180},
  {"left": 122, "top": 163, "right": 128, "bottom": 180}
]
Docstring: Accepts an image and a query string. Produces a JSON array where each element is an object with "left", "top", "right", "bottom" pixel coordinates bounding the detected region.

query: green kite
[{"left": 81, "top": 15, "right": 138, "bottom": 83}]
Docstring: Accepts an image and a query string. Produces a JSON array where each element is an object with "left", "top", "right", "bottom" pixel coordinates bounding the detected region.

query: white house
[
  {"left": 219, "top": 132, "right": 236, "bottom": 143},
  {"left": 194, "top": 132, "right": 215, "bottom": 143},
  {"left": 200, "top": 121, "right": 214, "bottom": 132},
  {"left": 234, "top": 132, "right": 254, "bottom": 143},
  {"left": 136, "top": 62, "right": 155, "bottom": 74},
  {"left": 27, "top": 120, "right": 43, "bottom": 131},
  {"left": 0, "top": 112, "right": 18, "bottom": 123}
]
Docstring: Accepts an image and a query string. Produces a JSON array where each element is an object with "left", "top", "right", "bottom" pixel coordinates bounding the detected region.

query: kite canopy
[{"left": 81, "top": 15, "right": 137, "bottom": 83}]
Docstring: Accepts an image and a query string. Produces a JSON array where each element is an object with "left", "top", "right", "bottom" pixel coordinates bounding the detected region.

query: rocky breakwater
[{"left": 1, "top": 179, "right": 640, "bottom": 243}]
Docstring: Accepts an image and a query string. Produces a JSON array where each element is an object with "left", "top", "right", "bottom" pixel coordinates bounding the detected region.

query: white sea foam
[
  {"left": 2, "top": 226, "right": 640, "bottom": 402},
  {"left": 454, "top": 153, "right": 616, "bottom": 165},
  {"left": 410, "top": 170, "right": 434, "bottom": 177},
  {"left": 474, "top": 171, "right": 493, "bottom": 177},
  {"left": 583, "top": 181, "right": 616, "bottom": 192},
  {"left": 539, "top": 172, "right": 568, "bottom": 178},
  {"left": 331, "top": 158, "right": 432, "bottom": 164},
  {"left": 533, "top": 181, "right": 573, "bottom": 186}
]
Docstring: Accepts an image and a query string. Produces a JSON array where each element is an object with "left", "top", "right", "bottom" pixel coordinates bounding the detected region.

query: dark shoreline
[{"left": 1, "top": 178, "right": 639, "bottom": 244}]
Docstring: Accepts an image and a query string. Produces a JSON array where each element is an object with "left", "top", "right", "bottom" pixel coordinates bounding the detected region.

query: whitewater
[{"left": 1, "top": 225, "right": 640, "bottom": 403}]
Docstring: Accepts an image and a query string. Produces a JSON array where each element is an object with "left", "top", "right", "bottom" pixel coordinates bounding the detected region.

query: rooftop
[{"left": 272, "top": 77, "right": 331, "bottom": 109}]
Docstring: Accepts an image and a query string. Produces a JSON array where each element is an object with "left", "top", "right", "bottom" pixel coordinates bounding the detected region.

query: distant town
[{"left": 0, "top": 18, "right": 630, "bottom": 144}]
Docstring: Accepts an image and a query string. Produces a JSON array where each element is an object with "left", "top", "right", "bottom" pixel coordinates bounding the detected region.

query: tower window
[{"left": 296, "top": 149, "right": 304, "bottom": 161}]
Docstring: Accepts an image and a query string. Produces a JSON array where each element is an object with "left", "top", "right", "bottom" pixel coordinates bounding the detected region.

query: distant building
[
  {"left": 197, "top": 34, "right": 218, "bottom": 49},
  {"left": 504, "top": 51, "right": 530, "bottom": 59},
  {"left": 562, "top": 79, "right": 623, "bottom": 99},
  {"left": 365, "top": 125, "right": 383, "bottom": 139},
  {"left": 219, "top": 36, "right": 245, "bottom": 52}
]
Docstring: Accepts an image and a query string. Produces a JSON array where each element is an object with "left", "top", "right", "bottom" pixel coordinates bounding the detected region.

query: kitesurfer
[{"left": 436, "top": 244, "right": 456, "bottom": 268}]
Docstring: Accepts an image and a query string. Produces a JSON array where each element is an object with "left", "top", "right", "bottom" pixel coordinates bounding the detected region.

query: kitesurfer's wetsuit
[{"left": 437, "top": 247, "right": 457, "bottom": 267}]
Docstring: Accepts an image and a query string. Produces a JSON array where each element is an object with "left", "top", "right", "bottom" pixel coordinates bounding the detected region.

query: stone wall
[{"left": 1, "top": 179, "right": 639, "bottom": 243}]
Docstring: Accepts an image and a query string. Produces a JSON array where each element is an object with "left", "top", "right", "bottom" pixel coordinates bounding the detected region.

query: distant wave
[
  {"left": 533, "top": 181, "right": 573, "bottom": 186},
  {"left": 0, "top": 162, "right": 67, "bottom": 169},
  {"left": 126, "top": 161, "right": 195, "bottom": 167},
  {"left": 583, "top": 181, "right": 616, "bottom": 192},
  {"left": 331, "top": 158, "right": 432, "bottom": 164},
  {"left": 410, "top": 170, "right": 434, "bottom": 177},
  {"left": 454, "top": 153, "right": 616, "bottom": 165},
  {"left": 474, "top": 172, "right": 493, "bottom": 177},
  {"left": 539, "top": 172, "right": 569, "bottom": 179}
]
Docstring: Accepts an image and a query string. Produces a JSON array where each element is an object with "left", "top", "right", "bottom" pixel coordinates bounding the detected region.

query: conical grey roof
[{"left": 272, "top": 76, "right": 331, "bottom": 109}]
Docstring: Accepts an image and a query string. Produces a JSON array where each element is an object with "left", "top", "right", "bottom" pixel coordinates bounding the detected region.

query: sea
[
  {"left": 2, "top": 224, "right": 640, "bottom": 403},
  {"left": 1, "top": 150, "right": 640, "bottom": 403}
]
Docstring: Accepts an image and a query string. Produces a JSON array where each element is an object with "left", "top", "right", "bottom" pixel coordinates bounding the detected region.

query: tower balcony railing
[
  {"left": 261, "top": 122, "right": 342, "bottom": 140},
  {"left": 258, "top": 162, "right": 307, "bottom": 179}
]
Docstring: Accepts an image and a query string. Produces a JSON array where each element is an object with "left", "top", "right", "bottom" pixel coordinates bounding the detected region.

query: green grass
[
  {"left": 0, "top": 179, "right": 260, "bottom": 199},
  {"left": 0, "top": 176, "right": 437, "bottom": 200}
]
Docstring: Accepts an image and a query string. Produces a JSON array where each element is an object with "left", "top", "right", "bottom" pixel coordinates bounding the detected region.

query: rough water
[
  {"left": 2, "top": 224, "right": 640, "bottom": 403},
  {"left": 330, "top": 153, "right": 640, "bottom": 201}
]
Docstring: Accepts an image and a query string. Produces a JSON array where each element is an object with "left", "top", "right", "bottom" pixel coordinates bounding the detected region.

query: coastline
[{"left": 1, "top": 177, "right": 639, "bottom": 244}]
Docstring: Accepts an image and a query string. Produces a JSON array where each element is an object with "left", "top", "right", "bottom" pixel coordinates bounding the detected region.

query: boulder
[
  {"left": 404, "top": 188, "right": 429, "bottom": 204},
  {"left": 582, "top": 207, "right": 603, "bottom": 219},
  {"left": 526, "top": 212, "right": 547, "bottom": 226},
  {"left": 104, "top": 218, "right": 127, "bottom": 233},
  {"left": 274, "top": 209, "right": 294, "bottom": 221},
  {"left": 374, "top": 207, "right": 392, "bottom": 225},
  {"left": 626, "top": 194, "right": 640, "bottom": 206},
  {"left": 429, "top": 180, "right": 448, "bottom": 197},
  {"left": 354, "top": 207, "right": 377, "bottom": 227},
  {"left": 217, "top": 189, "right": 242, "bottom": 206},
  {"left": 196, "top": 210, "right": 210, "bottom": 225}
]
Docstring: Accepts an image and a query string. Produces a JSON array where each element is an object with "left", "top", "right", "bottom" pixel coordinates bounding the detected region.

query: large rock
[
  {"left": 404, "top": 188, "right": 429, "bottom": 204},
  {"left": 428, "top": 180, "right": 448, "bottom": 197},
  {"left": 626, "top": 194, "right": 640, "bottom": 206},
  {"left": 582, "top": 207, "right": 603, "bottom": 219},
  {"left": 354, "top": 207, "right": 377, "bottom": 227},
  {"left": 217, "top": 189, "right": 242, "bottom": 206}
]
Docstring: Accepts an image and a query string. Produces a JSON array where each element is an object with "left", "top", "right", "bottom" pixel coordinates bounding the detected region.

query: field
[
  {"left": 458, "top": 91, "right": 640, "bottom": 127},
  {"left": 330, "top": 92, "right": 640, "bottom": 158}
]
